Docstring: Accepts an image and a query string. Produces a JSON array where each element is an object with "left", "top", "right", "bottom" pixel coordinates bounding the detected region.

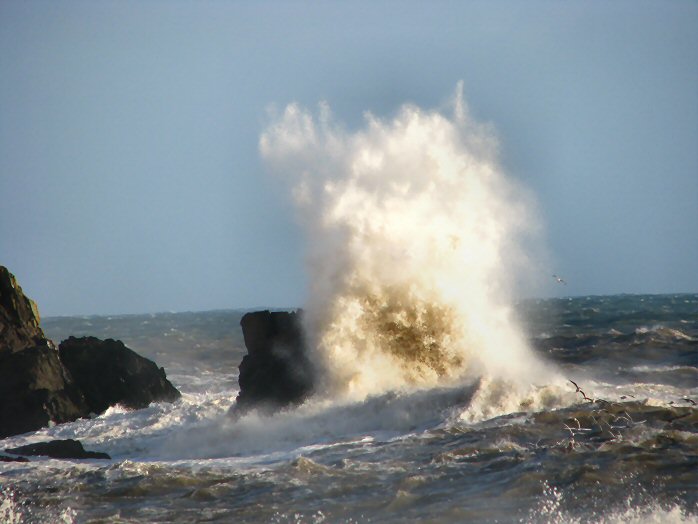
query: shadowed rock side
[
  {"left": 59, "top": 336, "right": 181, "bottom": 414},
  {"left": 0, "top": 340, "right": 89, "bottom": 439},
  {"left": 232, "top": 310, "right": 315, "bottom": 415}
]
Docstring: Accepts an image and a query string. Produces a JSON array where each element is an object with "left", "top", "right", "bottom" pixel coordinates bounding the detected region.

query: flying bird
[{"left": 553, "top": 274, "right": 567, "bottom": 285}]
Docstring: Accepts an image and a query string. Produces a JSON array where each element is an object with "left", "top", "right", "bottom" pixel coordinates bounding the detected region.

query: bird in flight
[{"left": 553, "top": 274, "right": 567, "bottom": 285}]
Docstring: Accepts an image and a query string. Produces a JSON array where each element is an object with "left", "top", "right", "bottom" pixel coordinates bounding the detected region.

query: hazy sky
[{"left": 1, "top": 1, "right": 696, "bottom": 316}]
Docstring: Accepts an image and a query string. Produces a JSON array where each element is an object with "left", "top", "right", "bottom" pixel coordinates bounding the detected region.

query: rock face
[
  {"left": 5, "top": 439, "right": 110, "bottom": 460},
  {"left": 0, "top": 265, "right": 181, "bottom": 439},
  {"left": 0, "top": 267, "right": 89, "bottom": 439},
  {"left": 233, "top": 310, "right": 315, "bottom": 414},
  {"left": 0, "top": 266, "right": 45, "bottom": 354},
  {"left": 59, "top": 336, "right": 181, "bottom": 414},
  {"left": 0, "top": 340, "right": 88, "bottom": 439}
]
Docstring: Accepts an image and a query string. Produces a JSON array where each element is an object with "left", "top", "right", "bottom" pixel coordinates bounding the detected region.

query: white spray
[{"left": 260, "top": 84, "right": 560, "bottom": 409}]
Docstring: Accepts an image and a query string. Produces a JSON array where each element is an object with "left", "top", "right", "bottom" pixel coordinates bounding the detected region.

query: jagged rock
[
  {"left": 58, "top": 336, "right": 181, "bottom": 414},
  {"left": 0, "top": 266, "right": 45, "bottom": 354},
  {"left": 0, "top": 266, "right": 89, "bottom": 439},
  {"left": 232, "top": 310, "right": 315, "bottom": 415},
  {"left": 5, "top": 439, "right": 110, "bottom": 460}
]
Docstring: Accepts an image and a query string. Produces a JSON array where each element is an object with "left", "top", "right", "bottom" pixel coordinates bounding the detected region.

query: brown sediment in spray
[{"left": 357, "top": 287, "right": 462, "bottom": 380}]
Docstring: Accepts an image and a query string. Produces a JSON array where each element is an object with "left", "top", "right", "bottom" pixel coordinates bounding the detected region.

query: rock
[
  {"left": 0, "top": 266, "right": 46, "bottom": 355},
  {"left": 0, "top": 340, "right": 89, "bottom": 439},
  {"left": 0, "top": 265, "right": 181, "bottom": 439},
  {"left": 5, "top": 439, "right": 110, "bottom": 460},
  {"left": 58, "top": 336, "right": 181, "bottom": 414},
  {"left": 232, "top": 310, "right": 315, "bottom": 414},
  {"left": 0, "top": 266, "right": 89, "bottom": 439},
  {"left": 0, "top": 454, "right": 29, "bottom": 462}
]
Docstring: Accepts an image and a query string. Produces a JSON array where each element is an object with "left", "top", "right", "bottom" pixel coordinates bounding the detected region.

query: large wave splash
[{"left": 260, "top": 84, "right": 555, "bottom": 401}]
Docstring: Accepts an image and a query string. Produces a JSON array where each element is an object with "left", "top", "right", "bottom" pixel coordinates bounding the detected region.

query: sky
[{"left": 1, "top": 1, "right": 696, "bottom": 316}]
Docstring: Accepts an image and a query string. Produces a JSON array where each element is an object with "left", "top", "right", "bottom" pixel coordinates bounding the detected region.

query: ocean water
[{"left": 1, "top": 294, "right": 697, "bottom": 523}]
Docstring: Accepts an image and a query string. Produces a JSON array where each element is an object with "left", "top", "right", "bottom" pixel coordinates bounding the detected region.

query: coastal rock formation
[
  {"left": 0, "top": 267, "right": 89, "bottom": 439},
  {"left": 0, "top": 266, "right": 45, "bottom": 354},
  {"left": 59, "top": 336, "right": 181, "bottom": 414},
  {"left": 232, "top": 310, "right": 315, "bottom": 414},
  {"left": 5, "top": 439, "right": 110, "bottom": 460},
  {"left": 0, "top": 265, "right": 181, "bottom": 439},
  {"left": 0, "top": 340, "right": 89, "bottom": 439}
]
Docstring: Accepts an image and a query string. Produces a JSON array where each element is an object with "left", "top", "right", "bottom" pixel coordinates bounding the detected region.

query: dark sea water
[{"left": 1, "top": 294, "right": 696, "bottom": 523}]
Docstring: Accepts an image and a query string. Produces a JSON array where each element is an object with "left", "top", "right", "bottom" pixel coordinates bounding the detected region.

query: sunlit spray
[{"left": 260, "top": 83, "right": 562, "bottom": 412}]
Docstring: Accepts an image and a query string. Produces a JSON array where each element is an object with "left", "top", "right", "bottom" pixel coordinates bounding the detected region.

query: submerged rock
[
  {"left": 0, "top": 454, "right": 29, "bottom": 462},
  {"left": 232, "top": 310, "right": 315, "bottom": 414},
  {"left": 5, "top": 439, "right": 110, "bottom": 460},
  {"left": 59, "top": 336, "right": 181, "bottom": 414}
]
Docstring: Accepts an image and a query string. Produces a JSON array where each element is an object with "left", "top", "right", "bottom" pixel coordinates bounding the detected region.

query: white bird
[{"left": 553, "top": 274, "right": 567, "bottom": 285}]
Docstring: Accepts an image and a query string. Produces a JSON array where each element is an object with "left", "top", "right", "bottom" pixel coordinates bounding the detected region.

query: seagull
[
  {"left": 553, "top": 274, "right": 567, "bottom": 285},
  {"left": 569, "top": 379, "right": 593, "bottom": 402}
]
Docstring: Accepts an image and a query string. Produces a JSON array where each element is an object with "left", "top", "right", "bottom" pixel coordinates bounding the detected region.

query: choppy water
[{"left": 1, "top": 294, "right": 696, "bottom": 523}]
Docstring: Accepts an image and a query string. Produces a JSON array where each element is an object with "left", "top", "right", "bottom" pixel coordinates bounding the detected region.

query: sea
[{"left": 1, "top": 293, "right": 696, "bottom": 523}]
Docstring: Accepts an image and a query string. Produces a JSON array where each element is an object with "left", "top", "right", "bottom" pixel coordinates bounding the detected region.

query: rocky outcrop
[
  {"left": 0, "top": 340, "right": 89, "bottom": 439},
  {"left": 0, "top": 265, "right": 181, "bottom": 439},
  {"left": 59, "top": 336, "right": 181, "bottom": 414},
  {"left": 5, "top": 439, "right": 110, "bottom": 460},
  {"left": 0, "top": 266, "right": 45, "bottom": 354},
  {"left": 232, "top": 310, "right": 315, "bottom": 415},
  {"left": 0, "top": 267, "right": 89, "bottom": 439}
]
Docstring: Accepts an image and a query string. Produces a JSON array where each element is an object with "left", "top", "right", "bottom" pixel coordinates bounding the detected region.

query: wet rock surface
[{"left": 5, "top": 439, "right": 110, "bottom": 460}]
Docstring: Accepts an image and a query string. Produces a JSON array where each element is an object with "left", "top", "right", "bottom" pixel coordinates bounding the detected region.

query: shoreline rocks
[
  {"left": 5, "top": 439, "right": 110, "bottom": 460},
  {"left": 0, "top": 265, "right": 181, "bottom": 439}
]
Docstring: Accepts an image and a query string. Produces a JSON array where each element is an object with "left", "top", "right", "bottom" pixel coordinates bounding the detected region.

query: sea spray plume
[{"left": 260, "top": 84, "right": 555, "bottom": 401}]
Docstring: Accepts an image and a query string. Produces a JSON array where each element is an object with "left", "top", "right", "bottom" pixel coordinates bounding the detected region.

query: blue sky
[{"left": 1, "top": 1, "right": 696, "bottom": 315}]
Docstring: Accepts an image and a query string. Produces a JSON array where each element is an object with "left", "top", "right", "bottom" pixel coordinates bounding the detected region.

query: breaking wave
[{"left": 260, "top": 83, "right": 558, "bottom": 401}]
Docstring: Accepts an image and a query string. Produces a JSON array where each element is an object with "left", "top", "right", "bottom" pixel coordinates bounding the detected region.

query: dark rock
[
  {"left": 5, "top": 439, "right": 110, "bottom": 460},
  {"left": 59, "top": 336, "right": 181, "bottom": 414},
  {"left": 0, "top": 341, "right": 89, "bottom": 439},
  {"left": 0, "top": 267, "right": 89, "bottom": 438},
  {"left": 0, "top": 266, "right": 46, "bottom": 355},
  {"left": 232, "top": 310, "right": 315, "bottom": 414},
  {"left": 0, "top": 265, "right": 181, "bottom": 439},
  {"left": 0, "top": 454, "right": 29, "bottom": 462}
]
